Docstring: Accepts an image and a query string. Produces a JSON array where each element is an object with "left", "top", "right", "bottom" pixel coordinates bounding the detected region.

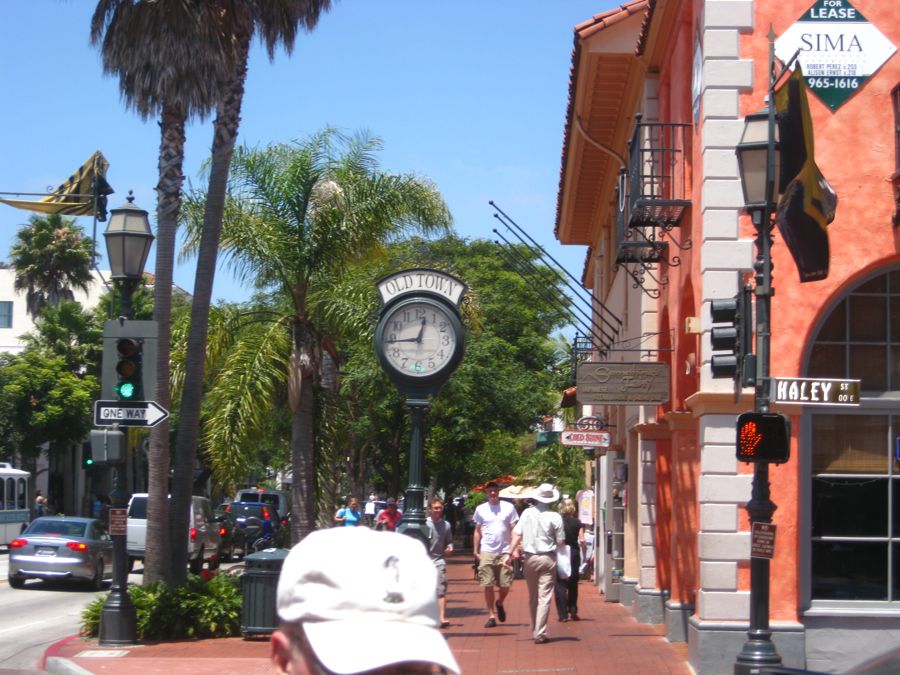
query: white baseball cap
[{"left": 276, "top": 526, "right": 460, "bottom": 674}]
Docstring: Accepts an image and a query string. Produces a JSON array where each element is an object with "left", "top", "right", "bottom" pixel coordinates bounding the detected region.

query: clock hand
[
  {"left": 416, "top": 318, "right": 426, "bottom": 343},
  {"left": 387, "top": 337, "right": 419, "bottom": 343}
]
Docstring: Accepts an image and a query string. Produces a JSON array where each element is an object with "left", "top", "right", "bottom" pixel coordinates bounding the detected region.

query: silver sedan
[{"left": 8, "top": 516, "right": 113, "bottom": 590}]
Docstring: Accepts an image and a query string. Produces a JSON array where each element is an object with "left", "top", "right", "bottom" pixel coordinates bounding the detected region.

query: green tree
[
  {"left": 182, "top": 129, "right": 451, "bottom": 543},
  {"left": 0, "top": 351, "right": 96, "bottom": 488},
  {"left": 334, "top": 236, "right": 571, "bottom": 500},
  {"left": 21, "top": 300, "right": 103, "bottom": 378},
  {"left": 173, "top": 0, "right": 332, "bottom": 582},
  {"left": 90, "top": 0, "right": 236, "bottom": 585},
  {"left": 9, "top": 214, "right": 94, "bottom": 317}
]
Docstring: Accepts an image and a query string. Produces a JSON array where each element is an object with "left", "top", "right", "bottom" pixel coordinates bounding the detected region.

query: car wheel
[
  {"left": 126, "top": 557, "right": 135, "bottom": 574},
  {"left": 221, "top": 543, "right": 233, "bottom": 563},
  {"left": 90, "top": 560, "right": 105, "bottom": 591},
  {"left": 189, "top": 548, "right": 203, "bottom": 574},
  {"left": 8, "top": 575, "right": 25, "bottom": 589}
]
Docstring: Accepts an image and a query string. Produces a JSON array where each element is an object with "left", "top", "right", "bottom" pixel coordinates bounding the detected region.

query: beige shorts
[
  {"left": 478, "top": 552, "right": 513, "bottom": 588},
  {"left": 435, "top": 562, "right": 448, "bottom": 598}
]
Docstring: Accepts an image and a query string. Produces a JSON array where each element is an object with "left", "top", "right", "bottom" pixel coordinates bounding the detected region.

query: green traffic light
[
  {"left": 117, "top": 381, "right": 136, "bottom": 399},
  {"left": 85, "top": 458, "right": 94, "bottom": 466}
]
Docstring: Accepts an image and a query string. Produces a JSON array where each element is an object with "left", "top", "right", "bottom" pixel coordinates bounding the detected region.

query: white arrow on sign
[
  {"left": 561, "top": 430, "right": 611, "bottom": 448},
  {"left": 94, "top": 400, "right": 170, "bottom": 428}
]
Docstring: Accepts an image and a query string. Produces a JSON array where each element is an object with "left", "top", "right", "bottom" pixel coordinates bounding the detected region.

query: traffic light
[
  {"left": 736, "top": 412, "right": 791, "bottom": 463},
  {"left": 115, "top": 337, "right": 142, "bottom": 400},
  {"left": 710, "top": 284, "right": 755, "bottom": 386},
  {"left": 101, "top": 320, "right": 158, "bottom": 402},
  {"left": 83, "top": 442, "right": 94, "bottom": 468}
]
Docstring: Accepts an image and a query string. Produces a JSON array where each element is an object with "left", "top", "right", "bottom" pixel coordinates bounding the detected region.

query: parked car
[
  {"left": 214, "top": 503, "right": 247, "bottom": 562},
  {"left": 7, "top": 516, "right": 113, "bottom": 590},
  {"left": 225, "top": 502, "right": 285, "bottom": 551},
  {"left": 127, "top": 494, "right": 221, "bottom": 574}
]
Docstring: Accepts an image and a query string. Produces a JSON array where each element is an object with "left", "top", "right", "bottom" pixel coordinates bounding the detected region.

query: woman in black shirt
[{"left": 555, "top": 498, "right": 586, "bottom": 621}]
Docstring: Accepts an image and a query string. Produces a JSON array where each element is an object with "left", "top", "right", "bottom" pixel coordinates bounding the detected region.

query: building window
[
  {"left": 808, "top": 267, "right": 900, "bottom": 603},
  {"left": 0, "top": 301, "right": 12, "bottom": 329}
]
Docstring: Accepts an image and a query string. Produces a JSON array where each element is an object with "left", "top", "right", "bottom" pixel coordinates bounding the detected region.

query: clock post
[{"left": 374, "top": 269, "right": 467, "bottom": 547}]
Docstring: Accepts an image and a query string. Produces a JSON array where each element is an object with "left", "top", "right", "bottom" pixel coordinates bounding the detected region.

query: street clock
[{"left": 375, "top": 296, "right": 464, "bottom": 385}]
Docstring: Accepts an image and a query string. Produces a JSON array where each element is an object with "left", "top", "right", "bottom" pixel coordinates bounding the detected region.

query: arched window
[{"left": 807, "top": 267, "right": 900, "bottom": 603}]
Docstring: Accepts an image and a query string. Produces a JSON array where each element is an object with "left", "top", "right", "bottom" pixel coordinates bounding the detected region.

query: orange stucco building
[{"left": 555, "top": 1, "right": 900, "bottom": 672}]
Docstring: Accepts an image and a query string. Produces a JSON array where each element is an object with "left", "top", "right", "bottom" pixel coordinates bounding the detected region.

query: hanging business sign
[
  {"left": 576, "top": 362, "right": 670, "bottom": 405},
  {"left": 774, "top": 0, "right": 896, "bottom": 110}
]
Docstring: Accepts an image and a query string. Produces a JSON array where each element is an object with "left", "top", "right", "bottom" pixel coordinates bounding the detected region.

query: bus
[{"left": 0, "top": 462, "right": 30, "bottom": 547}]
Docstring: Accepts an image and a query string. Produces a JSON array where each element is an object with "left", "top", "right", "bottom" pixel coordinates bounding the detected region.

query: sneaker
[
  {"left": 484, "top": 618, "right": 497, "bottom": 628},
  {"left": 495, "top": 601, "right": 506, "bottom": 623},
  {"left": 534, "top": 635, "right": 549, "bottom": 644},
  {"left": 570, "top": 612, "right": 580, "bottom": 621}
]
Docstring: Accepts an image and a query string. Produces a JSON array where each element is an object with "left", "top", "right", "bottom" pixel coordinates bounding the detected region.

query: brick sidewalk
[{"left": 44, "top": 553, "right": 692, "bottom": 674}]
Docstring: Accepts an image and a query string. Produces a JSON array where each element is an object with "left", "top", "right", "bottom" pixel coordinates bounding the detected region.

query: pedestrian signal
[{"left": 736, "top": 412, "right": 790, "bottom": 463}]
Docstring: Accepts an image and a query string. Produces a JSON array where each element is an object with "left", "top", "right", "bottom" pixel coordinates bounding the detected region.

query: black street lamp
[
  {"left": 733, "top": 30, "right": 783, "bottom": 675},
  {"left": 98, "top": 190, "right": 152, "bottom": 646},
  {"left": 104, "top": 190, "right": 153, "bottom": 319}
]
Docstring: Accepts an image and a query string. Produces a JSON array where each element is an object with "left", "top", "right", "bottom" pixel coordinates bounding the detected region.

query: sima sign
[{"left": 775, "top": 0, "right": 896, "bottom": 110}]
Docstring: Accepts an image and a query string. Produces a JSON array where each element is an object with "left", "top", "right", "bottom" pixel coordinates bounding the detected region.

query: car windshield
[{"left": 26, "top": 520, "right": 87, "bottom": 537}]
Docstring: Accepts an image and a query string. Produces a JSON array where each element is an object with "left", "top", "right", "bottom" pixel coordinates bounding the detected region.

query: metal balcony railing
[{"left": 626, "top": 115, "right": 691, "bottom": 229}]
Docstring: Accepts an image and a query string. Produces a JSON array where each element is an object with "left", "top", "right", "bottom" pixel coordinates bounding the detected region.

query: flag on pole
[
  {"left": 774, "top": 65, "right": 837, "bottom": 283},
  {"left": 0, "top": 150, "right": 114, "bottom": 221}
]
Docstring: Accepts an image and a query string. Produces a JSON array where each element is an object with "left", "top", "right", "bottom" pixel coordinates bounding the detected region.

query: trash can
[{"left": 240, "top": 547, "right": 290, "bottom": 638}]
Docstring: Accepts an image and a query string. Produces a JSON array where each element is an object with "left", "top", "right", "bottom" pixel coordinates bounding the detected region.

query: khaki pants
[{"left": 524, "top": 553, "right": 556, "bottom": 640}]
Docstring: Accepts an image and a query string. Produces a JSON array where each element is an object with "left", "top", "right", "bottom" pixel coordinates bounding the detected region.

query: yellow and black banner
[
  {"left": 774, "top": 65, "right": 837, "bottom": 283},
  {"left": 0, "top": 150, "right": 114, "bottom": 221}
]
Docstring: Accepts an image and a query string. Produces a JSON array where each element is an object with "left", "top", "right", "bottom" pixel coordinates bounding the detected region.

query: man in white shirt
[
  {"left": 473, "top": 481, "right": 519, "bottom": 628},
  {"left": 510, "top": 483, "right": 564, "bottom": 644}
]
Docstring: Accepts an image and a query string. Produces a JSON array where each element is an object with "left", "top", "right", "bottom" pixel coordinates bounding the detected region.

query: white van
[{"left": 127, "top": 494, "right": 221, "bottom": 573}]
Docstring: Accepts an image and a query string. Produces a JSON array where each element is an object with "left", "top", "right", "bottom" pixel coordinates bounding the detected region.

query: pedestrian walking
[
  {"left": 271, "top": 526, "right": 460, "bottom": 674},
  {"left": 374, "top": 497, "right": 402, "bottom": 531},
  {"left": 509, "top": 483, "right": 565, "bottom": 644},
  {"left": 427, "top": 497, "right": 454, "bottom": 628},
  {"left": 555, "top": 497, "right": 586, "bottom": 622},
  {"left": 473, "top": 480, "right": 519, "bottom": 628},
  {"left": 334, "top": 497, "right": 364, "bottom": 526}
]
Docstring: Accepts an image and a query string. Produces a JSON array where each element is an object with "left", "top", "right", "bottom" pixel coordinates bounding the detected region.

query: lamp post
[
  {"left": 733, "top": 31, "right": 782, "bottom": 675},
  {"left": 98, "top": 190, "right": 152, "bottom": 646}
]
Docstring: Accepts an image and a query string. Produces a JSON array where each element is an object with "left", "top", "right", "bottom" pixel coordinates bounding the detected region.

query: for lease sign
[{"left": 774, "top": 0, "right": 896, "bottom": 110}]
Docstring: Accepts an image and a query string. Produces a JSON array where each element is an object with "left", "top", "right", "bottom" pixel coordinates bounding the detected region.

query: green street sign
[{"left": 775, "top": 0, "right": 896, "bottom": 110}]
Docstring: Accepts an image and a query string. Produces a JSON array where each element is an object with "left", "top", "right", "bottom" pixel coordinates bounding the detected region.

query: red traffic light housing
[{"left": 736, "top": 412, "right": 791, "bottom": 463}]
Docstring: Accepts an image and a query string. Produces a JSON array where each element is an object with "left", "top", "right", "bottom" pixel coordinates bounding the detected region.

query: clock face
[{"left": 379, "top": 299, "right": 461, "bottom": 379}]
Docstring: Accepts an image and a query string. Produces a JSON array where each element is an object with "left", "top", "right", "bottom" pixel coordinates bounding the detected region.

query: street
[{"left": 0, "top": 550, "right": 166, "bottom": 672}]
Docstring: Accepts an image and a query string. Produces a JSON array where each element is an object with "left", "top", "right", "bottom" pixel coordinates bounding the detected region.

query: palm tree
[
  {"left": 171, "top": 0, "right": 331, "bottom": 581},
  {"left": 90, "top": 0, "right": 235, "bottom": 585},
  {"left": 181, "top": 128, "right": 451, "bottom": 542},
  {"left": 9, "top": 214, "right": 94, "bottom": 317}
]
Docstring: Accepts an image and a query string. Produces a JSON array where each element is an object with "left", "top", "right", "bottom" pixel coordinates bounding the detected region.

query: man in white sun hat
[
  {"left": 509, "top": 483, "right": 564, "bottom": 645},
  {"left": 271, "top": 526, "right": 460, "bottom": 674}
]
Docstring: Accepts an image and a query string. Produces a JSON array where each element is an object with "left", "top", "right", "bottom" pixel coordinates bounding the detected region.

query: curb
[{"left": 44, "top": 657, "right": 93, "bottom": 675}]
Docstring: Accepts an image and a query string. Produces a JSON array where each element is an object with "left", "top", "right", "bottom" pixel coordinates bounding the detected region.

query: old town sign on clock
[{"left": 775, "top": 0, "right": 896, "bottom": 110}]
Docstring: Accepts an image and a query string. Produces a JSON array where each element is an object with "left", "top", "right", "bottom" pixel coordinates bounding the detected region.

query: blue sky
[{"left": 0, "top": 1, "right": 615, "bottom": 307}]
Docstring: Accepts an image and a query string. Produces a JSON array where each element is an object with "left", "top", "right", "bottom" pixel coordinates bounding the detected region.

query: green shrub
[{"left": 81, "top": 573, "right": 242, "bottom": 640}]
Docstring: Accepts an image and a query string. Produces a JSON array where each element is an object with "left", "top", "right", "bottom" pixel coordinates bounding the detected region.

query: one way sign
[{"left": 94, "top": 400, "right": 170, "bottom": 428}]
